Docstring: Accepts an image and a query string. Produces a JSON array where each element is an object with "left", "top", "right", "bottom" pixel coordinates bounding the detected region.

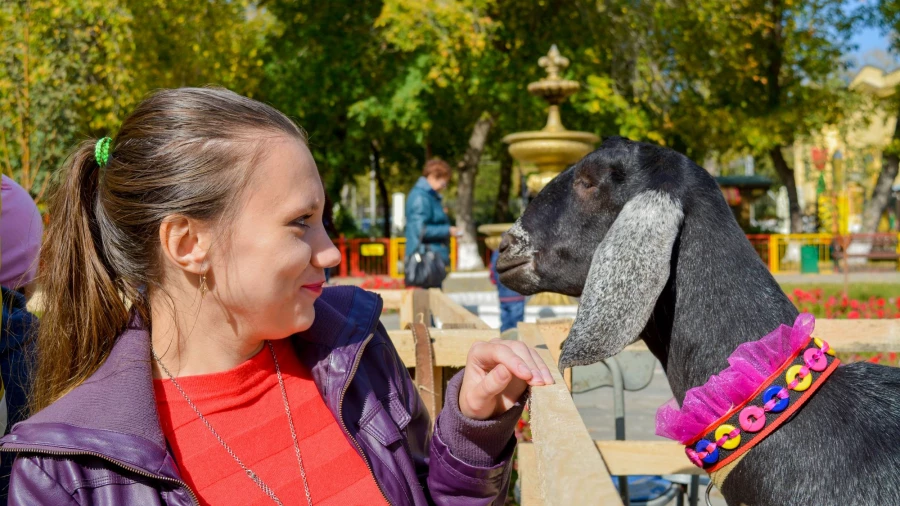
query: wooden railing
[
  {"left": 375, "top": 289, "right": 625, "bottom": 505},
  {"left": 374, "top": 288, "right": 900, "bottom": 505}
]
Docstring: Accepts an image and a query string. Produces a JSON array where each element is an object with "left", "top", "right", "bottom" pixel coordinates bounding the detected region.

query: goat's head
[{"left": 498, "top": 136, "right": 707, "bottom": 369}]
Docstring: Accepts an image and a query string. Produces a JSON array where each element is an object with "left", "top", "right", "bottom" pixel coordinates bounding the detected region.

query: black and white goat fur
[{"left": 497, "top": 136, "right": 900, "bottom": 505}]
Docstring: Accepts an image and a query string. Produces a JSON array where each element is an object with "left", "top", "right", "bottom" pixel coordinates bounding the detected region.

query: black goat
[{"left": 497, "top": 136, "right": 900, "bottom": 505}]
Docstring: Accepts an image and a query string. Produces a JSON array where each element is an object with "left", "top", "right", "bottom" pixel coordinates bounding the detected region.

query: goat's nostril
[{"left": 499, "top": 234, "right": 512, "bottom": 253}]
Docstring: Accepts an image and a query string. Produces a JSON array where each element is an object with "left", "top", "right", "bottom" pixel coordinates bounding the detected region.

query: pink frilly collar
[{"left": 655, "top": 313, "right": 816, "bottom": 444}]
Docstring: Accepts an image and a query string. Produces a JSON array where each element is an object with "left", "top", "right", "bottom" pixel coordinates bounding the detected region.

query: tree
[
  {"left": 493, "top": 147, "right": 513, "bottom": 222},
  {"left": 1, "top": 0, "right": 274, "bottom": 207},
  {"left": 263, "top": 0, "right": 686, "bottom": 250},
  {"left": 261, "top": 0, "right": 425, "bottom": 238},
  {"left": 368, "top": 0, "right": 654, "bottom": 264},
  {"left": 0, "top": 0, "right": 136, "bottom": 204},
  {"left": 124, "top": 0, "right": 272, "bottom": 93},
  {"left": 862, "top": 1, "right": 900, "bottom": 232},
  {"left": 360, "top": 0, "right": 500, "bottom": 266},
  {"left": 647, "top": 0, "right": 857, "bottom": 232}
]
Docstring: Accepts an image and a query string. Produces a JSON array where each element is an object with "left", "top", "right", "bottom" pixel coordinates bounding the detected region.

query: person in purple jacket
[{"left": 0, "top": 87, "right": 553, "bottom": 506}]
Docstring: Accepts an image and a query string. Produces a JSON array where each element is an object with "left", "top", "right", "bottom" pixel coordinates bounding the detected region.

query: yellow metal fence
[
  {"left": 767, "top": 233, "right": 900, "bottom": 274},
  {"left": 340, "top": 234, "right": 900, "bottom": 279}
]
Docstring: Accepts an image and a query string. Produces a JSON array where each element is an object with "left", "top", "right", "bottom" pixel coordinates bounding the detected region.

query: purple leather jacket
[{"left": 0, "top": 286, "right": 524, "bottom": 505}]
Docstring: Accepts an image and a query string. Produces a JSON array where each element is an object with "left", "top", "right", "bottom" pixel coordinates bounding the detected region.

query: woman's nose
[{"left": 313, "top": 229, "right": 342, "bottom": 269}]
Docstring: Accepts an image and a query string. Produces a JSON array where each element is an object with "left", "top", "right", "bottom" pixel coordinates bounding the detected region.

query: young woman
[{"left": 0, "top": 88, "right": 552, "bottom": 506}]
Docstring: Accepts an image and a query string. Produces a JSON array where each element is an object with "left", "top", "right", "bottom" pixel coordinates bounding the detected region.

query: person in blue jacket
[{"left": 404, "top": 159, "right": 459, "bottom": 282}]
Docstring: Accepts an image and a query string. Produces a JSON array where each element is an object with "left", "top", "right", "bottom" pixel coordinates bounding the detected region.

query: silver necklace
[{"left": 153, "top": 341, "right": 313, "bottom": 506}]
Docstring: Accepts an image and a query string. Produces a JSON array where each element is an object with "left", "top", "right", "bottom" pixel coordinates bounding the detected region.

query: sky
[
  {"left": 851, "top": 26, "right": 892, "bottom": 59},
  {"left": 847, "top": 9, "right": 898, "bottom": 71}
]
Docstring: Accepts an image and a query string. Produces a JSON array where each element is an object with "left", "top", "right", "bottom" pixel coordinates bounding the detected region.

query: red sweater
[{"left": 154, "top": 339, "right": 387, "bottom": 506}]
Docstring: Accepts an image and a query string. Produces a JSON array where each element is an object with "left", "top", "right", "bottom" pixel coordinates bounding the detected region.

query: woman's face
[
  {"left": 426, "top": 174, "right": 449, "bottom": 192},
  {"left": 208, "top": 136, "right": 341, "bottom": 340}
]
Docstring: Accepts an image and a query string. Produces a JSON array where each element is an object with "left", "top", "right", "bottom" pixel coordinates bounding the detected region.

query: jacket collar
[
  {"left": 414, "top": 176, "right": 441, "bottom": 200},
  {"left": 294, "top": 286, "right": 383, "bottom": 416},
  {"left": 1, "top": 286, "right": 383, "bottom": 479}
]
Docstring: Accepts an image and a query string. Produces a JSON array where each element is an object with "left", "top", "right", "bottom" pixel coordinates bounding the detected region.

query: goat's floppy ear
[{"left": 559, "top": 190, "right": 684, "bottom": 370}]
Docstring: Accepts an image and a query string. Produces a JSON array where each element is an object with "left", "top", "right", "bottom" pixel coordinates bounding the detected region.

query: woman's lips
[{"left": 302, "top": 281, "right": 325, "bottom": 295}]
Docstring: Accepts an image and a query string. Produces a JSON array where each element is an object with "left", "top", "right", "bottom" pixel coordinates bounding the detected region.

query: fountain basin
[{"left": 503, "top": 130, "right": 600, "bottom": 173}]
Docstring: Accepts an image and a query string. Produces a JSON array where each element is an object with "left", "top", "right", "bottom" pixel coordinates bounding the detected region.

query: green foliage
[
  {"left": 124, "top": 0, "right": 272, "bottom": 92},
  {"left": 0, "top": 0, "right": 136, "bottom": 201},
  {"left": 332, "top": 205, "right": 366, "bottom": 238},
  {"left": 261, "top": 0, "right": 425, "bottom": 199},
  {"left": 643, "top": 0, "right": 857, "bottom": 159},
  {"left": 0, "top": 0, "right": 866, "bottom": 227},
  {"left": 573, "top": 75, "right": 663, "bottom": 144},
  {"left": 1, "top": 0, "right": 274, "bottom": 205}
]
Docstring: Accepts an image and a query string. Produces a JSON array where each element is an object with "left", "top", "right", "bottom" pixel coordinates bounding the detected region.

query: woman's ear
[
  {"left": 558, "top": 190, "right": 683, "bottom": 370},
  {"left": 159, "top": 215, "right": 212, "bottom": 276}
]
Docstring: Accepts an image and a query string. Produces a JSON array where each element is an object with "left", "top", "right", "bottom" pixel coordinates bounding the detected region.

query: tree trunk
[
  {"left": 456, "top": 114, "right": 493, "bottom": 270},
  {"left": 770, "top": 145, "right": 803, "bottom": 233},
  {"left": 764, "top": 3, "right": 801, "bottom": 233},
  {"left": 862, "top": 103, "right": 900, "bottom": 233},
  {"left": 370, "top": 141, "right": 391, "bottom": 238},
  {"left": 493, "top": 147, "right": 513, "bottom": 223}
]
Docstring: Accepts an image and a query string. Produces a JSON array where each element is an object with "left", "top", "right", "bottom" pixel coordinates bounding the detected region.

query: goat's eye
[{"left": 575, "top": 177, "right": 595, "bottom": 189}]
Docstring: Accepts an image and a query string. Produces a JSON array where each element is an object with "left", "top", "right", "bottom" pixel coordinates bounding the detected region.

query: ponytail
[{"left": 29, "top": 140, "right": 131, "bottom": 414}]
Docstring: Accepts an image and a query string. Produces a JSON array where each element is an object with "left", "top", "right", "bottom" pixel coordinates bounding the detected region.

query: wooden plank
[
  {"left": 815, "top": 319, "right": 900, "bottom": 352},
  {"left": 398, "top": 290, "right": 416, "bottom": 329},
  {"left": 371, "top": 289, "right": 406, "bottom": 311},
  {"left": 532, "top": 317, "right": 900, "bottom": 354},
  {"left": 516, "top": 443, "right": 540, "bottom": 506},
  {"left": 519, "top": 323, "right": 624, "bottom": 506},
  {"left": 595, "top": 440, "right": 703, "bottom": 476},
  {"left": 534, "top": 319, "right": 573, "bottom": 390},
  {"left": 428, "top": 289, "right": 491, "bottom": 329},
  {"left": 388, "top": 329, "right": 499, "bottom": 367}
]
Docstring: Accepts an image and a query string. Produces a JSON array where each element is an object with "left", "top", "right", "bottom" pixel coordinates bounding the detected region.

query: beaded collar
[{"left": 656, "top": 314, "right": 840, "bottom": 473}]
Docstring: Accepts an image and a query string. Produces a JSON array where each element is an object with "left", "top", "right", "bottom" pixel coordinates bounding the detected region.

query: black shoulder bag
[{"left": 404, "top": 228, "right": 447, "bottom": 288}]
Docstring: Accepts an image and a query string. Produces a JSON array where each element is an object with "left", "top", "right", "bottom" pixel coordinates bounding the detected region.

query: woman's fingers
[
  {"left": 479, "top": 340, "right": 541, "bottom": 384},
  {"left": 529, "top": 346, "right": 555, "bottom": 384},
  {"left": 460, "top": 340, "right": 556, "bottom": 419},
  {"left": 489, "top": 339, "right": 549, "bottom": 386}
]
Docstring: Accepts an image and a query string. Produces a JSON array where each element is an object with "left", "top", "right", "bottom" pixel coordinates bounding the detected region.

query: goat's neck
[{"left": 641, "top": 208, "right": 799, "bottom": 403}]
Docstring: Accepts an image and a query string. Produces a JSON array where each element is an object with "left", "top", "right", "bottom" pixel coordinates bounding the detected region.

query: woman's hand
[{"left": 458, "top": 339, "right": 554, "bottom": 420}]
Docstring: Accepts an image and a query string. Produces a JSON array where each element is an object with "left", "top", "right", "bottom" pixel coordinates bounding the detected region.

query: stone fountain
[{"left": 479, "top": 45, "right": 599, "bottom": 305}]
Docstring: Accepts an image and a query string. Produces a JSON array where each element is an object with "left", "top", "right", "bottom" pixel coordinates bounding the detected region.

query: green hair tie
[{"left": 95, "top": 137, "right": 112, "bottom": 167}]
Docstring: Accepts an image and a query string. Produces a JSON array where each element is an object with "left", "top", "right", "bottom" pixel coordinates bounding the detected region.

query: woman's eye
[{"left": 292, "top": 215, "right": 312, "bottom": 229}]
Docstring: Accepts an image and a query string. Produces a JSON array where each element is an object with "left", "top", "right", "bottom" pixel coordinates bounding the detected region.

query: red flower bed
[
  {"left": 358, "top": 276, "right": 405, "bottom": 290},
  {"left": 788, "top": 288, "right": 900, "bottom": 366},
  {"left": 787, "top": 288, "right": 897, "bottom": 320}
]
